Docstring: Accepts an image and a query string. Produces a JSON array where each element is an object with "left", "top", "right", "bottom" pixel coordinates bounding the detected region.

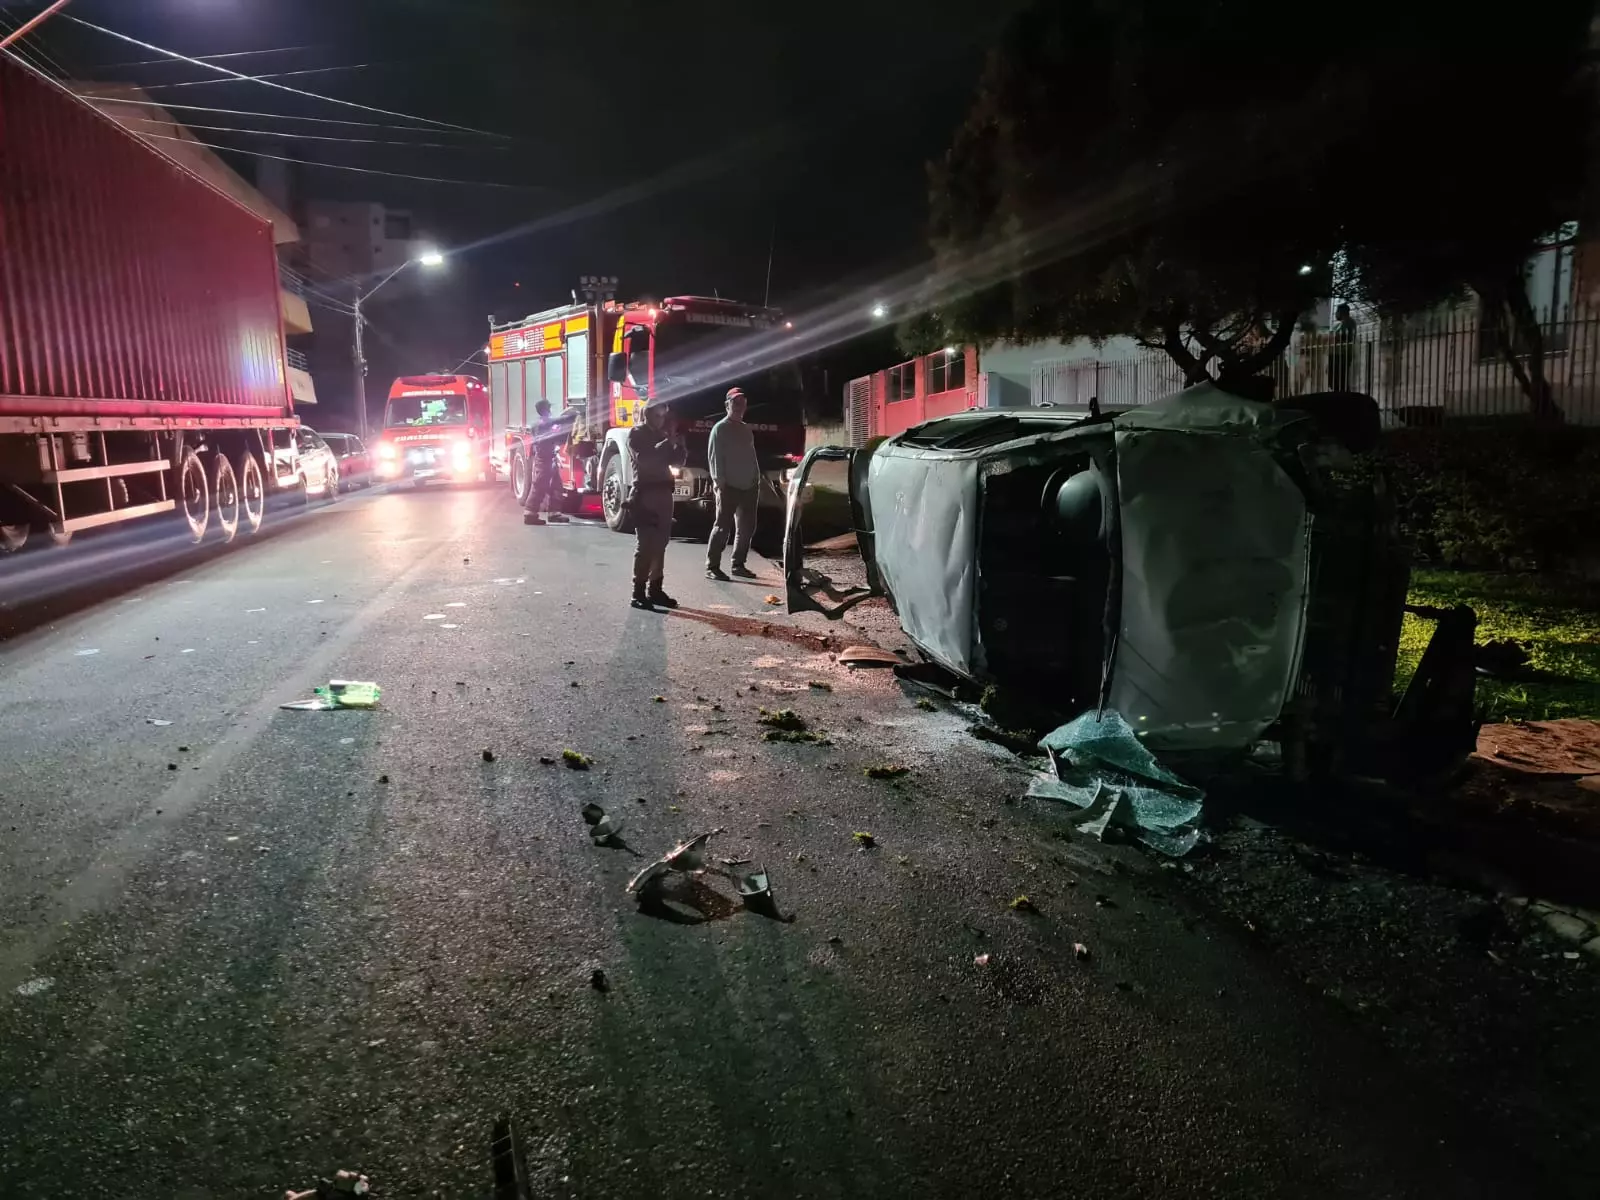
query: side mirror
[{"left": 606, "top": 352, "right": 628, "bottom": 384}]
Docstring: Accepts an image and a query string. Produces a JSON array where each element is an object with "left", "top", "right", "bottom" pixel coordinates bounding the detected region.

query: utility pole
[
  {"left": 352, "top": 289, "right": 367, "bottom": 442},
  {"left": 763, "top": 220, "right": 775, "bottom": 309}
]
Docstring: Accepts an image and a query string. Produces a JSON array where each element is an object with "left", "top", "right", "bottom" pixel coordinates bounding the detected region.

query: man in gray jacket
[{"left": 705, "top": 387, "right": 761, "bottom": 581}]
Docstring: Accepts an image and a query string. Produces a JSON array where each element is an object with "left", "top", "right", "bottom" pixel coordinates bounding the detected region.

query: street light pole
[{"left": 348, "top": 249, "right": 444, "bottom": 442}]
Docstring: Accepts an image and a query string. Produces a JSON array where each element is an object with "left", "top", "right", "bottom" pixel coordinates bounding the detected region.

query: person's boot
[
  {"left": 546, "top": 512, "right": 570, "bottom": 524},
  {"left": 630, "top": 585, "right": 654, "bottom": 611},
  {"left": 706, "top": 561, "right": 730, "bottom": 581},
  {"left": 646, "top": 584, "right": 679, "bottom": 609},
  {"left": 523, "top": 512, "right": 547, "bottom": 526},
  {"left": 730, "top": 562, "right": 757, "bottom": 579}
]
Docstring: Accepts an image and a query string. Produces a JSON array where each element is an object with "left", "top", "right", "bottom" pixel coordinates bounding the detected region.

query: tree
[{"left": 929, "top": 0, "right": 1593, "bottom": 414}]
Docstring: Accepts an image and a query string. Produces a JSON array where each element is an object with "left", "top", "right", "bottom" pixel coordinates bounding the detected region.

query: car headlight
[{"left": 669, "top": 465, "right": 682, "bottom": 478}]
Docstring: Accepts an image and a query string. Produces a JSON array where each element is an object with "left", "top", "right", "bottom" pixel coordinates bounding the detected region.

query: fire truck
[{"left": 487, "top": 294, "right": 807, "bottom": 531}]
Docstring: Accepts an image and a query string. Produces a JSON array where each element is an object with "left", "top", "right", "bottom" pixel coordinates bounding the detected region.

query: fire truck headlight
[
  {"left": 669, "top": 465, "right": 682, "bottom": 478},
  {"left": 377, "top": 442, "right": 398, "bottom": 461},
  {"left": 450, "top": 438, "right": 472, "bottom": 472}
]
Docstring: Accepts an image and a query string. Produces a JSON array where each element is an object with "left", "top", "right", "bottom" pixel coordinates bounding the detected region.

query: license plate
[{"left": 673, "top": 481, "right": 694, "bottom": 498}]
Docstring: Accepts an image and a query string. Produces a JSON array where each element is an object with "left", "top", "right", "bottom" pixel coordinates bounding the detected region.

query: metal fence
[{"left": 1031, "top": 309, "right": 1600, "bottom": 426}]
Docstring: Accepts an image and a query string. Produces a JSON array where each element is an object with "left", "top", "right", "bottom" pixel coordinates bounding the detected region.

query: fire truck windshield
[
  {"left": 653, "top": 321, "right": 803, "bottom": 400},
  {"left": 386, "top": 395, "right": 468, "bottom": 427}
]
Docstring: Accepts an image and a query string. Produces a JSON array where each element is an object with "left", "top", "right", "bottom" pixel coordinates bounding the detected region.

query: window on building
[
  {"left": 886, "top": 360, "right": 917, "bottom": 402},
  {"left": 384, "top": 213, "right": 412, "bottom": 240},
  {"left": 926, "top": 348, "right": 966, "bottom": 394}
]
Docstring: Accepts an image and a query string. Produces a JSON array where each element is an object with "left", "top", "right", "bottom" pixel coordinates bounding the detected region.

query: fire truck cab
[{"left": 489, "top": 295, "right": 806, "bottom": 532}]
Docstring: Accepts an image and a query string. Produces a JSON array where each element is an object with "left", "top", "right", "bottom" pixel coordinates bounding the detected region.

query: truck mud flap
[{"left": 782, "top": 445, "right": 881, "bottom": 620}]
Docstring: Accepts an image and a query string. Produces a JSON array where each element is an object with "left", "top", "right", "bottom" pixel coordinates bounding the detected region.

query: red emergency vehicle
[
  {"left": 372, "top": 375, "right": 492, "bottom": 485},
  {"left": 487, "top": 295, "right": 807, "bottom": 531}
]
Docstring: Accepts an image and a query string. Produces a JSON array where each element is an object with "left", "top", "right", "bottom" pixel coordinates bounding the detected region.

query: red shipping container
[{"left": 0, "top": 52, "right": 291, "bottom": 422}]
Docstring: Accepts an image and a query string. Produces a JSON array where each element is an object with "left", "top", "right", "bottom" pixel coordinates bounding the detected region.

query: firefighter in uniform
[
  {"left": 627, "top": 399, "right": 685, "bottom": 610},
  {"left": 522, "top": 399, "right": 570, "bottom": 526}
]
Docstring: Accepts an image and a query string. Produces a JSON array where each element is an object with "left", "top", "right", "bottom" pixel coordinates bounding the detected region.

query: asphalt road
[{"left": 0, "top": 485, "right": 1552, "bottom": 1198}]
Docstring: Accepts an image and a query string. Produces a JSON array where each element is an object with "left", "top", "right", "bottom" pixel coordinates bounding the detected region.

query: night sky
[{"left": 9, "top": 0, "right": 1026, "bottom": 427}]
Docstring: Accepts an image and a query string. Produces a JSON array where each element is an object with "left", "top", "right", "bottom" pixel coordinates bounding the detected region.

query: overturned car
[{"left": 784, "top": 383, "right": 1476, "bottom": 782}]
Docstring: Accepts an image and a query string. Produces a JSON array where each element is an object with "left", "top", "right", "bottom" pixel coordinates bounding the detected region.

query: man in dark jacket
[
  {"left": 522, "top": 399, "right": 570, "bottom": 526},
  {"left": 627, "top": 401, "right": 685, "bottom": 610}
]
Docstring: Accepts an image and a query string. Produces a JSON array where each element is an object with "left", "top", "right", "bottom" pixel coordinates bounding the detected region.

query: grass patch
[
  {"left": 758, "top": 707, "right": 829, "bottom": 744},
  {"left": 561, "top": 749, "right": 592, "bottom": 770},
  {"left": 1398, "top": 569, "right": 1600, "bottom": 722}
]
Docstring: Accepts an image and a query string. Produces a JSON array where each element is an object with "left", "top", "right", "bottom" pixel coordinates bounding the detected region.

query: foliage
[
  {"left": 1397, "top": 570, "right": 1600, "bottom": 722},
  {"left": 929, "top": 0, "right": 1593, "bottom": 406},
  {"left": 1376, "top": 427, "right": 1600, "bottom": 571}
]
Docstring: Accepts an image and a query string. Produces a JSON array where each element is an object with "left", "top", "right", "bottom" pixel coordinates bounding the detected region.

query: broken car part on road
[{"left": 783, "top": 383, "right": 1478, "bottom": 786}]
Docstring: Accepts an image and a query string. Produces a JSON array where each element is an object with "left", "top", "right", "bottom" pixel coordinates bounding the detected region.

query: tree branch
[
  {"left": 1229, "top": 312, "right": 1299, "bottom": 378},
  {"left": 1497, "top": 276, "right": 1563, "bottom": 423},
  {"left": 1162, "top": 317, "right": 1211, "bottom": 384}
]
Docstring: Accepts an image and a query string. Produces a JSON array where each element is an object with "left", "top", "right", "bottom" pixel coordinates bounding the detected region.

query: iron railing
[
  {"left": 285, "top": 346, "right": 310, "bottom": 373},
  {"left": 1030, "top": 308, "right": 1600, "bottom": 425}
]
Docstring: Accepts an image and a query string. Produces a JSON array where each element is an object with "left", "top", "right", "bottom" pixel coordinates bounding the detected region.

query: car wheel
[
  {"left": 602, "top": 454, "right": 634, "bottom": 533},
  {"left": 326, "top": 463, "right": 340, "bottom": 500},
  {"left": 510, "top": 450, "right": 529, "bottom": 505}
]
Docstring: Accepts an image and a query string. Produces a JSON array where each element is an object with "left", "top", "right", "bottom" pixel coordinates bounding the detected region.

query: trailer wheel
[
  {"left": 238, "top": 452, "right": 266, "bottom": 534},
  {"left": 602, "top": 454, "right": 634, "bottom": 533},
  {"left": 179, "top": 447, "right": 210, "bottom": 543},
  {"left": 0, "top": 524, "right": 28, "bottom": 554},
  {"left": 211, "top": 454, "right": 240, "bottom": 543},
  {"left": 510, "top": 449, "right": 529, "bottom": 505}
]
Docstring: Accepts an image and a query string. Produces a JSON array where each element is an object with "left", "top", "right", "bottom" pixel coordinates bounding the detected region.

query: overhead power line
[
  {"left": 0, "top": 0, "right": 71, "bottom": 53},
  {"left": 95, "top": 43, "right": 325, "bottom": 69},
  {"left": 131, "top": 129, "right": 537, "bottom": 189},
  {"left": 81, "top": 94, "right": 490, "bottom": 135},
  {"left": 62, "top": 14, "right": 510, "bottom": 138},
  {"left": 142, "top": 62, "right": 388, "bottom": 90},
  {"left": 105, "top": 111, "right": 497, "bottom": 150}
]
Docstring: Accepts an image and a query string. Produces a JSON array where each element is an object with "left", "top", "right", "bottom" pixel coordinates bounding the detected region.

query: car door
[
  {"left": 343, "top": 434, "right": 370, "bottom": 481},
  {"left": 297, "top": 429, "right": 331, "bottom": 492}
]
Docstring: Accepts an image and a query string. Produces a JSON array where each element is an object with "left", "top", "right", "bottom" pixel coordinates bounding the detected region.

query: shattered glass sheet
[{"left": 1027, "top": 709, "right": 1204, "bottom": 856}]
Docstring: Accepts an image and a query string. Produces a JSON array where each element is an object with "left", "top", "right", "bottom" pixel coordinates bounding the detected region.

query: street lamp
[{"left": 352, "top": 248, "right": 445, "bottom": 441}]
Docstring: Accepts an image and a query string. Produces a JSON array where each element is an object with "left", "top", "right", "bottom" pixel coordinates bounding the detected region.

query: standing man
[
  {"left": 627, "top": 400, "right": 685, "bottom": 610},
  {"left": 705, "top": 387, "right": 761, "bottom": 581},
  {"left": 1328, "top": 302, "right": 1358, "bottom": 392},
  {"left": 522, "top": 399, "right": 570, "bottom": 526}
]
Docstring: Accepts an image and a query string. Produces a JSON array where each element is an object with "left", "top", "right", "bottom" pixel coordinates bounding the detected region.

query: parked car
[
  {"left": 319, "top": 431, "right": 373, "bottom": 491},
  {"left": 296, "top": 427, "right": 340, "bottom": 500}
]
